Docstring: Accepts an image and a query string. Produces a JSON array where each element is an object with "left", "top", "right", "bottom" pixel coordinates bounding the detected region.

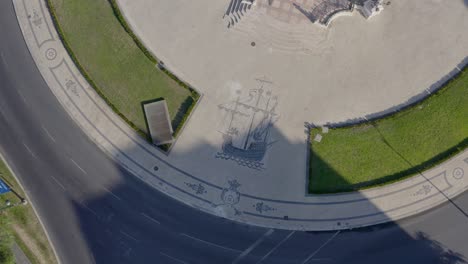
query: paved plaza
[
  {"left": 116, "top": 0, "right": 468, "bottom": 199},
  {"left": 14, "top": 0, "right": 468, "bottom": 230}
]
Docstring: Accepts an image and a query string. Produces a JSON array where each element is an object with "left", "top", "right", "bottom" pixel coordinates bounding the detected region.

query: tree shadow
[{"left": 414, "top": 232, "right": 466, "bottom": 264}]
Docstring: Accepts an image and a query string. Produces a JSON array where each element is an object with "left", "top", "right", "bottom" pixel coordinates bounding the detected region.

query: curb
[{"left": 12, "top": 0, "right": 468, "bottom": 231}]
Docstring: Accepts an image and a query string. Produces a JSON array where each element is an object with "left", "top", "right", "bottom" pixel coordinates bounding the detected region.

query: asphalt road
[{"left": 1, "top": 1, "right": 468, "bottom": 263}]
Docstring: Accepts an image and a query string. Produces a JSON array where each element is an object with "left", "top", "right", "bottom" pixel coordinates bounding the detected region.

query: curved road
[{"left": 1, "top": 1, "right": 468, "bottom": 263}]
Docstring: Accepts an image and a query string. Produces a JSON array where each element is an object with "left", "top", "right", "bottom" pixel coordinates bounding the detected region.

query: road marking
[
  {"left": 232, "top": 229, "right": 274, "bottom": 264},
  {"left": 301, "top": 231, "right": 341, "bottom": 264},
  {"left": 103, "top": 187, "right": 122, "bottom": 201},
  {"left": 120, "top": 230, "right": 139, "bottom": 242},
  {"left": 123, "top": 247, "right": 132, "bottom": 258},
  {"left": 104, "top": 212, "right": 114, "bottom": 223},
  {"left": 160, "top": 252, "right": 188, "bottom": 264},
  {"left": 305, "top": 258, "right": 332, "bottom": 262},
  {"left": 70, "top": 158, "right": 87, "bottom": 175},
  {"left": 49, "top": 175, "right": 65, "bottom": 190},
  {"left": 180, "top": 233, "right": 242, "bottom": 252},
  {"left": 41, "top": 125, "right": 56, "bottom": 142},
  {"left": 22, "top": 142, "right": 37, "bottom": 159},
  {"left": 17, "top": 90, "right": 27, "bottom": 103},
  {"left": 0, "top": 52, "right": 8, "bottom": 67},
  {"left": 78, "top": 200, "right": 98, "bottom": 217},
  {"left": 140, "top": 212, "right": 161, "bottom": 225},
  {"left": 256, "top": 231, "right": 295, "bottom": 264}
]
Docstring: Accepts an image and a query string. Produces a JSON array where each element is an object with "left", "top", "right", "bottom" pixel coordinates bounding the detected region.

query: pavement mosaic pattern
[{"left": 15, "top": 0, "right": 468, "bottom": 230}]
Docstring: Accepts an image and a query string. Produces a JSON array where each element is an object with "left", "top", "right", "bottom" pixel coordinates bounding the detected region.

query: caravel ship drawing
[{"left": 216, "top": 79, "right": 279, "bottom": 170}]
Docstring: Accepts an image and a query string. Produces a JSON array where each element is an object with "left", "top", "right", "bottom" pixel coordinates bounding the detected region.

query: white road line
[
  {"left": 305, "top": 258, "right": 332, "bottom": 262},
  {"left": 103, "top": 187, "right": 121, "bottom": 201},
  {"left": 17, "top": 90, "right": 27, "bottom": 103},
  {"left": 256, "top": 231, "right": 295, "bottom": 264},
  {"left": 70, "top": 158, "right": 87, "bottom": 175},
  {"left": 49, "top": 175, "right": 65, "bottom": 190},
  {"left": 180, "top": 233, "right": 242, "bottom": 252},
  {"left": 79, "top": 201, "right": 98, "bottom": 217},
  {"left": 22, "top": 142, "right": 37, "bottom": 159},
  {"left": 232, "top": 229, "right": 274, "bottom": 264},
  {"left": 120, "top": 230, "right": 139, "bottom": 242},
  {"left": 123, "top": 247, "right": 132, "bottom": 258},
  {"left": 0, "top": 52, "right": 8, "bottom": 67},
  {"left": 140, "top": 212, "right": 161, "bottom": 225},
  {"left": 41, "top": 125, "right": 56, "bottom": 142},
  {"left": 301, "top": 231, "right": 341, "bottom": 264},
  {"left": 160, "top": 252, "right": 188, "bottom": 264},
  {"left": 104, "top": 212, "right": 115, "bottom": 223}
]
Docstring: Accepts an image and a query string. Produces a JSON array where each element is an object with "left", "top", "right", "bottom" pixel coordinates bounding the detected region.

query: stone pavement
[
  {"left": 13, "top": 0, "right": 468, "bottom": 231},
  {"left": 117, "top": 0, "right": 468, "bottom": 206}
]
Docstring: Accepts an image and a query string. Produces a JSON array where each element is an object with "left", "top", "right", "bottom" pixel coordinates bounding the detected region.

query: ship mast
[
  {"left": 242, "top": 79, "right": 272, "bottom": 150},
  {"left": 262, "top": 94, "right": 276, "bottom": 142},
  {"left": 228, "top": 92, "right": 241, "bottom": 132}
]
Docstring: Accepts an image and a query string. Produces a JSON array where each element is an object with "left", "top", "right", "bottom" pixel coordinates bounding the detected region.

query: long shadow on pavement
[
  {"left": 1, "top": 0, "right": 467, "bottom": 261},
  {"left": 67, "top": 126, "right": 468, "bottom": 264}
]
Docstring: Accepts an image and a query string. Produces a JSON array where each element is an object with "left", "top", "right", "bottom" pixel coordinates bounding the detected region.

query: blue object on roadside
[{"left": 0, "top": 178, "right": 11, "bottom": 194}]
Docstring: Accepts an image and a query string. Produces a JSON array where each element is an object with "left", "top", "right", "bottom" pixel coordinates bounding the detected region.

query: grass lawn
[
  {"left": 0, "top": 158, "right": 57, "bottom": 264},
  {"left": 309, "top": 68, "right": 468, "bottom": 193},
  {"left": 48, "top": 0, "right": 196, "bottom": 138}
]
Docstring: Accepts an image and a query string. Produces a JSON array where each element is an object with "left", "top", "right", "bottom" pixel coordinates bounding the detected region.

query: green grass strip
[
  {"left": 309, "top": 67, "right": 468, "bottom": 193},
  {"left": 46, "top": 0, "right": 199, "bottom": 143}
]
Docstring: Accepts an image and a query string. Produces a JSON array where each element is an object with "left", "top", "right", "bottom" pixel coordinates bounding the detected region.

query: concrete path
[
  {"left": 12, "top": 242, "right": 32, "bottom": 264},
  {"left": 13, "top": 0, "right": 468, "bottom": 231}
]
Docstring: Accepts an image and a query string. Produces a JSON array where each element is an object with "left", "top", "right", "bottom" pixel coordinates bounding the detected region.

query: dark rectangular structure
[{"left": 143, "top": 100, "right": 174, "bottom": 145}]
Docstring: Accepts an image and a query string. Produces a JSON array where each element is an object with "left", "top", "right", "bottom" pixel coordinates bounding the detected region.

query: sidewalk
[{"left": 13, "top": 0, "right": 468, "bottom": 231}]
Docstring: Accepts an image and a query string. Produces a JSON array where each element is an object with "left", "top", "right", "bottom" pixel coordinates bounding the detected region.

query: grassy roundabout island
[
  {"left": 47, "top": 0, "right": 198, "bottom": 141},
  {"left": 310, "top": 68, "right": 468, "bottom": 193}
]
